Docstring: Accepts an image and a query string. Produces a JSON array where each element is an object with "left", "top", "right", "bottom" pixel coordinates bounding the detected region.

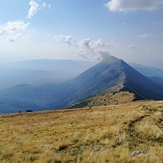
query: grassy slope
[
  {"left": 68, "top": 91, "right": 135, "bottom": 108},
  {"left": 1, "top": 101, "right": 163, "bottom": 162}
]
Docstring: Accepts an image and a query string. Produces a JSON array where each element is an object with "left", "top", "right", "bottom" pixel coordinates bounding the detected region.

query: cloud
[
  {"left": 76, "top": 39, "right": 112, "bottom": 60},
  {"left": 7, "top": 34, "right": 23, "bottom": 42},
  {"left": 0, "top": 20, "right": 29, "bottom": 42},
  {"left": 55, "top": 35, "right": 111, "bottom": 60},
  {"left": 43, "top": 2, "right": 46, "bottom": 7},
  {"left": 0, "top": 21, "right": 29, "bottom": 34},
  {"left": 27, "top": 0, "right": 39, "bottom": 19},
  {"left": 138, "top": 33, "right": 148, "bottom": 38},
  {"left": 43, "top": 2, "right": 51, "bottom": 9},
  {"left": 55, "top": 35, "right": 73, "bottom": 45},
  {"left": 27, "top": 1, "right": 51, "bottom": 19},
  {"left": 106, "top": 0, "right": 161, "bottom": 12}
]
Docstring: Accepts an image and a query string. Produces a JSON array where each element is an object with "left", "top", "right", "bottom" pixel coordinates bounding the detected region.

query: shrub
[{"left": 26, "top": 110, "right": 33, "bottom": 112}]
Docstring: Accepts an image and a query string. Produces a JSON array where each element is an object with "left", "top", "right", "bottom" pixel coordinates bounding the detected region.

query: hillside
[
  {"left": 69, "top": 56, "right": 163, "bottom": 102},
  {"left": 120, "top": 60, "right": 163, "bottom": 100},
  {"left": 129, "top": 63, "right": 163, "bottom": 77},
  {"left": 129, "top": 63, "right": 163, "bottom": 84},
  {"left": 1, "top": 101, "right": 163, "bottom": 162},
  {"left": 1, "top": 56, "right": 163, "bottom": 113},
  {"left": 68, "top": 91, "right": 135, "bottom": 108},
  {"left": 68, "top": 56, "right": 125, "bottom": 103}
]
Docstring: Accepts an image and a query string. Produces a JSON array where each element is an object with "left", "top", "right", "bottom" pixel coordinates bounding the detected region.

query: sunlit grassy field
[{"left": 1, "top": 100, "right": 163, "bottom": 162}]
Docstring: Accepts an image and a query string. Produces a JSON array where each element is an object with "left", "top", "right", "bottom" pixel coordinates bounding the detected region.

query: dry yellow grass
[
  {"left": 0, "top": 100, "right": 163, "bottom": 162},
  {"left": 69, "top": 91, "right": 135, "bottom": 108}
]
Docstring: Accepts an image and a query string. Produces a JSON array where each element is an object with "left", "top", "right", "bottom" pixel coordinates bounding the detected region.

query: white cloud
[
  {"left": 43, "top": 2, "right": 46, "bottom": 7},
  {"left": 55, "top": 35, "right": 73, "bottom": 45},
  {"left": 0, "top": 20, "right": 29, "bottom": 42},
  {"left": 27, "top": 1, "right": 51, "bottom": 19},
  {"left": 27, "top": 0, "right": 39, "bottom": 19},
  {"left": 75, "top": 38, "right": 112, "bottom": 60},
  {"left": 43, "top": 2, "right": 51, "bottom": 9},
  {"left": 0, "top": 21, "right": 29, "bottom": 34},
  {"left": 55, "top": 35, "right": 112, "bottom": 60},
  {"left": 7, "top": 34, "right": 23, "bottom": 42},
  {"left": 106, "top": 0, "right": 161, "bottom": 12},
  {"left": 138, "top": 33, "right": 149, "bottom": 38}
]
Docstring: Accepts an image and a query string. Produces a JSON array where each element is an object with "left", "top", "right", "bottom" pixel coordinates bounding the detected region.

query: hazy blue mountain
[
  {"left": 0, "top": 59, "right": 95, "bottom": 90},
  {"left": 0, "top": 82, "right": 76, "bottom": 110},
  {"left": 121, "top": 62, "right": 163, "bottom": 100},
  {"left": 0, "top": 99, "right": 46, "bottom": 114},
  {"left": 69, "top": 57, "right": 163, "bottom": 102},
  {"left": 129, "top": 63, "right": 163, "bottom": 83},
  {"left": 1, "top": 56, "right": 163, "bottom": 113}
]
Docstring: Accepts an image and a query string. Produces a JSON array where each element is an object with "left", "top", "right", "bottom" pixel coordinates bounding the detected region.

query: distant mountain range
[
  {"left": 129, "top": 63, "right": 163, "bottom": 84},
  {"left": 1, "top": 56, "right": 163, "bottom": 114},
  {"left": 0, "top": 99, "right": 45, "bottom": 114},
  {"left": 0, "top": 59, "right": 95, "bottom": 90}
]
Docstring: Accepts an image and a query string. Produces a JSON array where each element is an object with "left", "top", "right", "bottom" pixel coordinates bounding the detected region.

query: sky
[{"left": 0, "top": 0, "right": 163, "bottom": 67}]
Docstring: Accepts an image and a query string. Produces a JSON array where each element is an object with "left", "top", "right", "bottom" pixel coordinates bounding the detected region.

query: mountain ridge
[
  {"left": 129, "top": 62, "right": 163, "bottom": 85},
  {"left": 1, "top": 56, "right": 163, "bottom": 113}
]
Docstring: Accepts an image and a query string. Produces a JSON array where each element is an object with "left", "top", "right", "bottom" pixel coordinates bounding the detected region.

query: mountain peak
[
  {"left": 1, "top": 56, "right": 163, "bottom": 113},
  {"left": 99, "top": 56, "right": 121, "bottom": 64},
  {"left": 71, "top": 56, "right": 163, "bottom": 102}
]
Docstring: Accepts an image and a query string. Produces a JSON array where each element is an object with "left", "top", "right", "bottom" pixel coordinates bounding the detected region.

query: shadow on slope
[{"left": 0, "top": 56, "right": 163, "bottom": 113}]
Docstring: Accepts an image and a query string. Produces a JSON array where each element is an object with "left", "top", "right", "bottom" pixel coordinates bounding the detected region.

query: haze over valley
[{"left": 0, "top": 59, "right": 95, "bottom": 90}]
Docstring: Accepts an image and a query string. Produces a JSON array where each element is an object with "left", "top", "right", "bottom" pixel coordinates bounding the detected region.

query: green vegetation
[{"left": 1, "top": 100, "right": 163, "bottom": 162}]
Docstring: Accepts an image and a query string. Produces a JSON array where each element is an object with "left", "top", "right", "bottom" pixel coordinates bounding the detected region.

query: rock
[{"left": 131, "top": 150, "right": 145, "bottom": 158}]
